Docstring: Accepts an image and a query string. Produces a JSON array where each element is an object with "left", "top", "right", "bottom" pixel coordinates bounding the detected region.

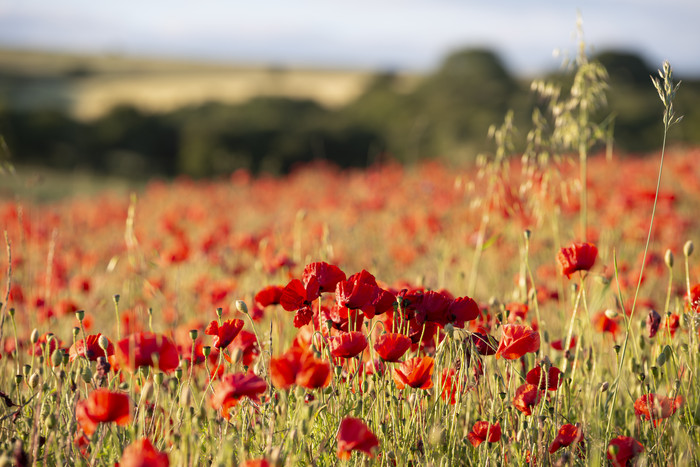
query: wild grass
[{"left": 0, "top": 40, "right": 698, "bottom": 467}]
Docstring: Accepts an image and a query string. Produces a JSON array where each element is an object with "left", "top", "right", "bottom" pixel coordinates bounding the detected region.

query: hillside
[{"left": 0, "top": 48, "right": 423, "bottom": 119}]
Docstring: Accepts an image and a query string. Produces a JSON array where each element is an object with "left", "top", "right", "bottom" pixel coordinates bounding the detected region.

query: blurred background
[{"left": 1, "top": 0, "right": 699, "bottom": 181}]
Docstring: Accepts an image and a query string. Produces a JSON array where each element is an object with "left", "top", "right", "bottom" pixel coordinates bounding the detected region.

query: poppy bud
[
  {"left": 684, "top": 240, "right": 694, "bottom": 257},
  {"left": 113, "top": 294, "right": 120, "bottom": 304},
  {"left": 23, "top": 364, "right": 31, "bottom": 378},
  {"left": 154, "top": 372, "right": 164, "bottom": 385},
  {"left": 30, "top": 329, "right": 39, "bottom": 344},
  {"left": 72, "top": 327, "right": 80, "bottom": 339},
  {"left": 235, "top": 300, "right": 249, "bottom": 315},
  {"left": 664, "top": 249, "right": 674, "bottom": 268},
  {"left": 8, "top": 307, "right": 14, "bottom": 317},
  {"left": 28, "top": 373, "right": 39, "bottom": 389},
  {"left": 202, "top": 346, "right": 211, "bottom": 358},
  {"left": 98, "top": 335, "right": 110, "bottom": 353},
  {"left": 600, "top": 381, "right": 609, "bottom": 392},
  {"left": 646, "top": 309, "right": 661, "bottom": 338},
  {"left": 81, "top": 367, "right": 93, "bottom": 383},
  {"left": 216, "top": 307, "right": 223, "bottom": 319},
  {"left": 51, "top": 349, "right": 63, "bottom": 367}
]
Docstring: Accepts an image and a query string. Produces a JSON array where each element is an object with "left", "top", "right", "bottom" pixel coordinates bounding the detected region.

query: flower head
[
  {"left": 557, "top": 242, "right": 598, "bottom": 278},
  {"left": 495, "top": 324, "right": 540, "bottom": 360},
  {"left": 337, "top": 417, "right": 379, "bottom": 460},
  {"left": 467, "top": 421, "right": 501, "bottom": 447}
]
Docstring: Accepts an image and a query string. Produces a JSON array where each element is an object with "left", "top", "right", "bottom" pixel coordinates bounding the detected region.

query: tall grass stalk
[{"left": 603, "top": 60, "right": 682, "bottom": 449}]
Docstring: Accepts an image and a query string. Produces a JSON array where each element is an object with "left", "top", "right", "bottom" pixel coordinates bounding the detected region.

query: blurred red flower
[
  {"left": 526, "top": 365, "right": 562, "bottom": 391},
  {"left": 607, "top": 436, "right": 644, "bottom": 467},
  {"left": 557, "top": 242, "right": 598, "bottom": 278},
  {"left": 512, "top": 383, "right": 543, "bottom": 415},
  {"left": 373, "top": 332, "right": 411, "bottom": 362},
  {"left": 205, "top": 319, "right": 244, "bottom": 349},
  {"left": 329, "top": 331, "right": 367, "bottom": 358},
  {"left": 593, "top": 312, "right": 620, "bottom": 338},
  {"left": 393, "top": 356, "right": 434, "bottom": 390},
  {"left": 269, "top": 347, "right": 331, "bottom": 390},
  {"left": 120, "top": 438, "right": 169, "bottom": 467},
  {"left": 634, "top": 393, "right": 684, "bottom": 426},
  {"left": 115, "top": 332, "right": 180, "bottom": 373},
  {"left": 69, "top": 333, "right": 114, "bottom": 362},
  {"left": 76, "top": 389, "right": 131, "bottom": 436},
  {"left": 449, "top": 296, "right": 480, "bottom": 328},
  {"left": 687, "top": 283, "right": 700, "bottom": 312},
  {"left": 549, "top": 423, "right": 584, "bottom": 454},
  {"left": 467, "top": 421, "right": 501, "bottom": 446},
  {"left": 336, "top": 417, "right": 379, "bottom": 460},
  {"left": 254, "top": 285, "right": 284, "bottom": 307},
  {"left": 550, "top": 335, "right": 576, "bottom": 351},
  {"left": 495, "top": 324, "right": 540, "bottom": 360},
  {"left": 211, "top": 372, "right": 267, "bottom": 419}
]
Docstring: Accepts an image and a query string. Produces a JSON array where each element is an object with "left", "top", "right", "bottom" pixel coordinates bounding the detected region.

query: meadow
[{"left": 0, "top": 56, "right": 699, "bottom": 466}]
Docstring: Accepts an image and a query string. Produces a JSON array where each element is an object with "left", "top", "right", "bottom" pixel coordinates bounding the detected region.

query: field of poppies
[{"left": 1, "top": 60, "right": 699, "bottom": 466}]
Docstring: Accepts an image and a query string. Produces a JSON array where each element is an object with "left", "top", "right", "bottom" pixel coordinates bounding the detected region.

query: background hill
[{"left": 1, "top": 47, "right": 699, "bottom": 178}]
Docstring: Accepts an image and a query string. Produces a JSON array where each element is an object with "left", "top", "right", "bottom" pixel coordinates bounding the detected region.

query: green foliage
[{"left": 0, "top": 48, "right": 700, "bottom": 178}]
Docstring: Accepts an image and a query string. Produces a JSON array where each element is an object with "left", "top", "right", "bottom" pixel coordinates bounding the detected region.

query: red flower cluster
[
  {"left": 607, "top": 436, "right": 644, "bottom": 467},
  {"left": 549, "top": 423, "right": 584, "bottom": 454}
]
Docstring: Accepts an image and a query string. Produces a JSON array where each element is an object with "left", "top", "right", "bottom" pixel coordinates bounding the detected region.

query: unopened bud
[
  {"left": 216, "top": 308, "right": 223, "bottom": 319},
  {"left": 202, "top": 346, "right": 211, "bottom": 358},
  {"left": 684, "top": 240, "right": 694, "bottom": 257},
  {"left": 154, "top": 372, "right": 164, "bottom": 385},
  {"left": 664, "top": 249, "right": 674, "bottom": 268},
  {"left": 28, "top": 373, "right": 40, "bottom": 389},
  {"left": 113, "top": 294, "right": 120, "bottom": 304},
  {"left": 98, "top": 335, "right": 110, "bottom": 352},
  {"left": 235, "top": 300, "right": 249, "bottom": 315},
  {"left": 30, "top": 329, "right": 39, "bottom": 344},
  {"left": 189, "top": 329, "right": 198, "bottom": 341},
  {"left": 51, "top": 349, "right": 64, "bottom": 367},
  {"left": 75, "top": 310, "right": 85, "bottom": 322}
]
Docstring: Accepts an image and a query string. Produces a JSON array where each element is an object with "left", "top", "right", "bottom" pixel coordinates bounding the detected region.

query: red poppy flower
[
  {"left": 270, "top": 347, "right": 332, "bottom": 390},
  {"left": 664, "top": 313, "right": 680, "bottom": 337},
  {"left": 254, "top": 285, "right": 284, "bottom": 307},
  {"left": 76, "top": 389, "right": 131, "bottom": 436},
  {"left": 512, "top": 383, "right": 543, "bottom": 415},
  {"left": 549, "top": 423, "right": 584, "bottom": 454},
  {"left": 506, "top": 302, "right": 529, "bottom": 323},
  {"left": 634, "top": 393, "right": 684, "bottom": 426},
  {"left": 239, "top": 460, "right": 270, "bottom": 467},
  {"left": 69, "top": 333, "right": 114, "bottom": 362},
  {"left": 440, "top": 368, "right": 466, "bottom": 405},
  {"left": 336, "top": 270, "right": 377, "bottom": 310},
  {"left": 329, "top": 331, "right": 367, "bottom": 358},
  {"left": 120, "top": 438, "right": 169, "bottom": 467},
  {"left": 415, "top": 290, "right": 452, "bottom": 326},
  {"left": 205, "top": 319, "right": 244, "bottom": 349},
  {"left": 303, "top": 261, "right": 346, "bottom": 295},
  {"left": 228, "top": 330, "right": 260, "bottom": 367},
  {"left": 687, "top": 283, "right": 700, "bottom": 312},
  {"left": 449, "top": 296, "right": 480, "bottom": 328},
  {"left": 336, "top": 417, "right": 379, "bottom": 460},
  {"left": 551, "top": 335, "right": 576, "bottom": 351},
  {"left": 526, "top": 365, "right": 562, "bottom": 391},
  {"left": 495, "top": 324, "right": 540, "bottom": 360},
  {"left": 115, "top": 332, "right": 180, "bottom": 373},
  {"left": 471, "top": 332, "right": 498, "bottom": 356},
  {"left": 211, "top": 372, "right": 267, "bottom": 419},
  {"left": 374, "top": 333, "right": 411, "bottom": 362},
  {"left": 280, "top": 279, "right": 316, "bottom": 328},
  {"left": 593, "top": 311, "right": 619, "bottom": 337},
  {"left": 557, "top": 242, "right": 598, "bottom": 278},
  {"left": 393, "top": 356, "right": 434, "bottom": 390},
  {"left": 607, "top": 436, "right": 644, "bottom": 467},
  {"left": 467, "top": 421, "right": 502, "bottom": 447},
  {"left": 296, "top": 353, "right": 333, "bottom": 389}
]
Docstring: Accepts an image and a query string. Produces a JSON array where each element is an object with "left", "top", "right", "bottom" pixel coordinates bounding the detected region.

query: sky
[{"left": 0, "top": 0, "right": 699, "bottom": 77}]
